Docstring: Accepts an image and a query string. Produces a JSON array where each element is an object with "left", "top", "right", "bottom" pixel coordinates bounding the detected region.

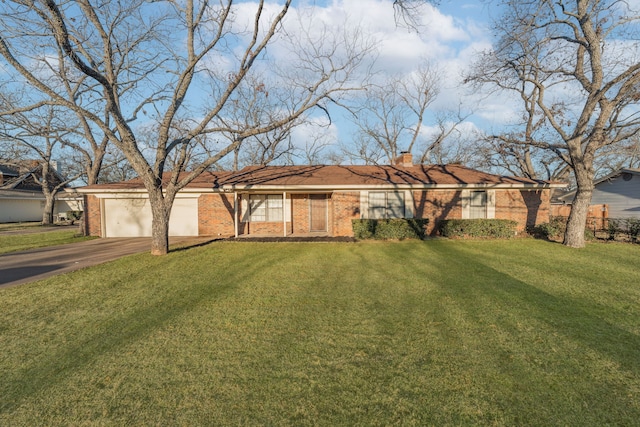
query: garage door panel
[
  {"left": 169, "top": 198, "right": 198, "bottom": 236},
  {"left": 104, "top": 199, "right": 152, "bottom": 237},
  {"left": 104, "top": 198, "right": 198, "bottom": 237}
]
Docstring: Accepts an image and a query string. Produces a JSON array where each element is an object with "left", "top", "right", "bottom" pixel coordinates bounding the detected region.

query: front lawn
[
  {"left": 0, "top": 221, "right": 42, "bottom": 231},
  {"left": 0, "top": 230, "right": 93, "bottom": 254},
  {"left": 1, "top": 240, "right": 639, "bottom": 425}
]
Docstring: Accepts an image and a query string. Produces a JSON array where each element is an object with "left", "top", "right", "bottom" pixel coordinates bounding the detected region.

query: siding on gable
[{"left": 592, "top": 174, "right": 640, "bottom": 219}]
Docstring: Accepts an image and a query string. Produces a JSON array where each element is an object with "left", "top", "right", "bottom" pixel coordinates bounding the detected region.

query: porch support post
[
  {"left": 283, "top": 191, "right": 287, "bottom": 237},
  {"left": 234, "top": 191, "right": 238, "bottom": 238}
]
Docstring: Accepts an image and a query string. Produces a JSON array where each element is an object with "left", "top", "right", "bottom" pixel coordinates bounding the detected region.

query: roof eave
[
  {"left": 222, "top": 182, "right": 562, "bottom": 191},
  {"left": 76, "top": 182, "right": 563, "bottom": 194}
]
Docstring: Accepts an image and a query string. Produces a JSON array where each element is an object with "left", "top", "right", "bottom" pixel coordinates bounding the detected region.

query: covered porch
[{"left": 231, "top": 191, "right": 332, "bottom": 238}]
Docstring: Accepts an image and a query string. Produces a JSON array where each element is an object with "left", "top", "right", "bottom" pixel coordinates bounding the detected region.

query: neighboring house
[
  {"left": 0, "top": 162, "right": 82, "bottom": 223},
  {"left": 0, "top": 164, "right": 21, "bottom": 187},
  {"left": 557, "top": 168, "right": 640, "bottom": 220},
  {"left": 77, "top": 153, "right": 564, "bottom": 238}
]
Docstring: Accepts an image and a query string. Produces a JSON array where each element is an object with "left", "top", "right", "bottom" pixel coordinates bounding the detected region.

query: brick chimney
[{"left": 395, "top": 152, "right": 413, "bottom": 167}]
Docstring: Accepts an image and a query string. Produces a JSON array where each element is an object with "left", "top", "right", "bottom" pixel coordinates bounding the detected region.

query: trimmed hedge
[
  {"left": 352, "top": 218, "right": 429, "bottom": 240},
  {"left": 439, "top": 219, "right": 518, "bottom": 239}
]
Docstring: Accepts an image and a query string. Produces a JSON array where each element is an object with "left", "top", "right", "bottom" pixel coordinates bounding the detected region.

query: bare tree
[
  {"left": 213, "top": 74, "right": 303, "bottom": 170},
  {"left": 393, "top": 0, "right": 441, "bottom": 30},
  {"left": 0, "top": 105, "right": 83, "bottom": 224},
  {"left": 418, "top": 108, "right": 474, "bottom": 165},
  {"left": 0, "top": 1, "right": 372, "bottom": 254},
  {"left": 593, "top": 135, "right": 640, "bottom": 175},
  {"left": 467, "top": 0, "right": 640, "bottom": 248},
  {"left": 93, "top": 147, "right": 137, "bottom": 184},
  {"left": 0, "top": 20, "right": 111, "bottom": 187},
  {"left": 346, "top": 62, "right": 440, "bottom": 165},
  {"left": 297, "top": 127, "right": 339, "bottom": 165}
]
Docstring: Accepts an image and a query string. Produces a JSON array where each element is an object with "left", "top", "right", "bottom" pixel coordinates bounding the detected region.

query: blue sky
[
  {"left": 256, "top": 0, "right": 508, "bottom": 160},
  {"left": 0, "top": 0, "right": 510, "bottom": 167}
]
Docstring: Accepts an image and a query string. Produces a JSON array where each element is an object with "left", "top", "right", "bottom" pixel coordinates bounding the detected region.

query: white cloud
[{"left": 219, "top": 1, "right": 507, "bottom": 147}]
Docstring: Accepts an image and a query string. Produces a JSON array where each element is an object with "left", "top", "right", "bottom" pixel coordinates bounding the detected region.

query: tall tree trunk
[
  {"left": 148, "top": 188, "right": 171, "bottom": 256},
  {"left": 42, "top": 193, "right": 56, "bottom": 225},
  {"left": 564, "top": 168, "right": 595, "bottom": 248},
  {"left": 86, "top": 153, "right": 104, "bottom": 185}
]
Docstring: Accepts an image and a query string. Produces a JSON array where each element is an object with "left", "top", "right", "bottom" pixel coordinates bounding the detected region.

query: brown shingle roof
[
  {"left": 221, "top": 164, "right": 548, "bottom": 188},
  {"left": 80, "top": 171, "right": 233, "bottom": 191},
  {"left": 77, "top": 164, "right": 556, "bottom": 192}
]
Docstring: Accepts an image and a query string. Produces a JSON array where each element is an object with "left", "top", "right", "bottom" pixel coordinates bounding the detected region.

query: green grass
[
  {"left": 0, "top": 230, "right": 93, "bottom": 254},
  {"left": 0, "top": 221, "right": 43, "bottom": 231},
  {"left": 1, "top": 239, "right": 640, "bottom": 425}
]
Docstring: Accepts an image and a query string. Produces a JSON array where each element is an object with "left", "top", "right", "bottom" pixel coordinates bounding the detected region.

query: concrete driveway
[{"left": 0, "top": 237, "right": 213, "bottom": 289}]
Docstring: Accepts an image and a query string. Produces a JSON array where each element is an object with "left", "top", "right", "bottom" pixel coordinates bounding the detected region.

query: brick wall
[
  {"left": 413, "top": 190, "right": 462, "bottom": 235},
  {"left": 246, "top": 221, "right": 293, "bottom": 235},
  {"left": 550, "top": 203, "right": 607, "bottom": 218},
  {"left": 291, "top": 194, "right": 311, "bottom": 234},
  {"left": 198, "top": 194, "right": 235, "bottom": 237},
  {"left": 495, "top": 189, "right": 551, "bottom": 231},
  {"left": 332, "top": 191, "right": 360, "bottom": 236},
  {"left": 411, "top": 189, "right": 552, "bottom": 235},
  {"left": 550, "top": 203, "right": 609, "bottom": 230},
  {"left": 84, "top": 195, "right": 102, "bottom": 236}
]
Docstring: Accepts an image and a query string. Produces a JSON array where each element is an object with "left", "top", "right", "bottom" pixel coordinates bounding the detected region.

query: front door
[{"left": 309, "top": 194, "right": 327, "bottom": 232}]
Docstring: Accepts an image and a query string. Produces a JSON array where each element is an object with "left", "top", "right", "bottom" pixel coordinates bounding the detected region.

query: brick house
[{"left": 78, "top": 154, "right": 563, "bottom": 238}]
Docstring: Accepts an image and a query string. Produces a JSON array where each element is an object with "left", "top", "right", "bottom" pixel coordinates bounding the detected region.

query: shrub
[
  {"left": 625, "top": 218, "right": 640, "bottom": 243},
  {"left": 352, "top": 218, "right": 429, "bottom": 240},
  {"left": 607, "top": 219, "right": 622, "bottom": 240},
  {"left": 438, "top": 219, "right": 518, "bottom": 239},
  {"left": 531, "top": 216, "right": 566, "bottom": 240},
  {"left": 532, "top": 216, "right": 598, "bottom": 242}
]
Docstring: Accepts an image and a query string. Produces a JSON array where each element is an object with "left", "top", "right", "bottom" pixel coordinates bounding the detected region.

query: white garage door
[{"left": 103, "top": 198, "right": 198, "bottom": 237}]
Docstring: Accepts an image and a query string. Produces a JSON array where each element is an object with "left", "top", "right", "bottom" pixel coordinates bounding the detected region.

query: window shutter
[
  {"left": 285, "top": 195, "right": 291, "bottom": 222},
  {"left": 461, "top": 189, "right": 470, "bottom": 219},
  {"left": 404, "top": 190, "right": 414, "bottom": 218},
  {"left": 360, "top": 191, "right": 368, "bottom": 219},
  {"left": 486, "top": 190, "right": 496, "bottom": 219},
  {"left": 241, "top": 194, "right": 250, "bottom": 222}
]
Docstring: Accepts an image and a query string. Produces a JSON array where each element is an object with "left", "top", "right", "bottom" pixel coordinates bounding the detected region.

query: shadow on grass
[
  {"left": 169, "top": 238, "right": 223, "bottom": 253},
  {"left": 429, "top": 243, "right": 640, "bottom": 374},
  {"left": 0, "top": 248, "right": 265, "bottom": 414}
]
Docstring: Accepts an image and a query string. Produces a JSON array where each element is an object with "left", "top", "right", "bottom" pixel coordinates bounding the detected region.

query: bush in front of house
[
  {"left": 531, "top": 216, "right": 599, "bottom": 241},
  {"left": 624, "top": 218, "right": 640, "bottom": 243},
  {"left": 439, "top": 219, "right": 518, "bottom": 239},
  {"left": 352, "top": 218, "right": 429, "bottom": 240},
  {"left": 608, "top": 218, "right": 640, "bottom": 243},
  {"left": 531, "top": 216, "right": 566, "bottom": 240}
]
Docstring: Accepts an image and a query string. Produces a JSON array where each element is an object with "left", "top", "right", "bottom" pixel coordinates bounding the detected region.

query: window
[
  {"left": 469, "top": 190, "right": 487, "bottom": 219},
  {"left": 368, "top": 191, "right": 406, "bottom": 219},
  {"left": 249, "top": 194, "right": 283, "bottom": 222}
]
